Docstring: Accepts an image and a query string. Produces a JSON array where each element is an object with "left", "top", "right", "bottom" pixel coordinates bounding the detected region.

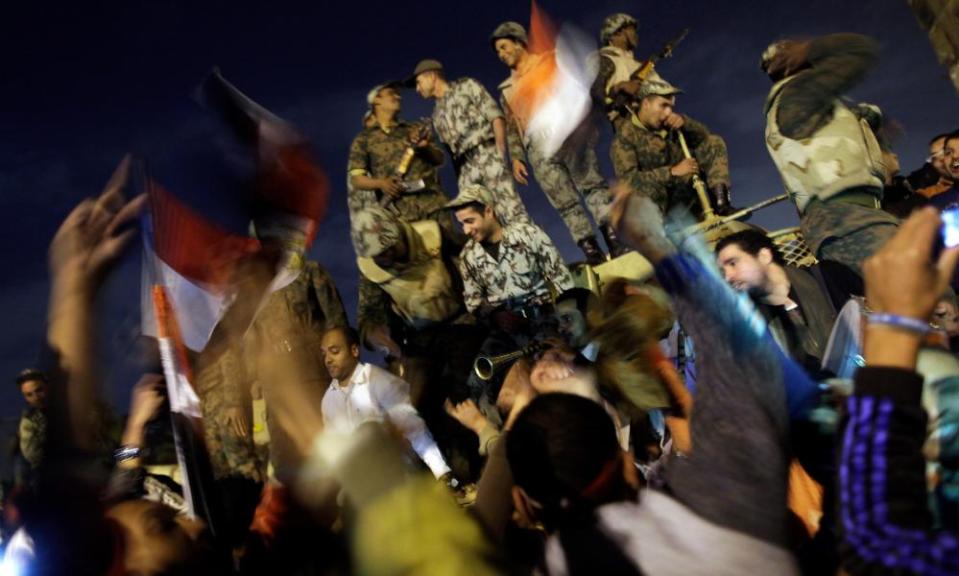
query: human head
[
  {"left": 491, "top": 22, "right": 528, "bottom": 68},
  {"left": 106, "top": 499, "right": 213, "bottom": 574},
  {"left": 715, "top": 229, "right": 785, "bottom": 294},
  {"left": 934, "top": 297, "right": 959, "bottom": 337},
  {"left": 555, "top": 288, "right": 597, "bottom": 349},
  {"left": 943, "top": 132, "right": 959, "bottom": 181},
  {"left": 320, "top": 326, "right": 361, "bottom": 382},
  {"left": 16, "top": 369, "right": 47, "bottom": 411},
  {"left": 409, "top": 59, "right": 445, "bottom": 99},
  {"left": 368, "top": 83, "right": 402, "bottom": 117},
  {"left": 636, "top": 79, "right": 683, "bottom": 130},
  {"left": 447, "top": 184, "right": 500, "bottom": 243},
  {"left": 506, "top": 393, "right": 637, "bottom": 530},
  {"left": 601, "top": 13, "right": 638, "bottom": 49},
  {"left": 929, "top": 133, "right": 950, "bottom": 179}
]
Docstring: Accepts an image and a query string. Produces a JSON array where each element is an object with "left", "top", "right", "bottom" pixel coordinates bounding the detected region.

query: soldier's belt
[
  {"left": 454, "top": 138, "right": 496, "bottom": 165},
  {"left": 823, "top": 189, "right": 881, "bottom": 209}
]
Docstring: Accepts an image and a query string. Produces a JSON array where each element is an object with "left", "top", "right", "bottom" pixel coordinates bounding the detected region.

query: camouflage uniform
[
  {"left": 347, "top": 120, "right": 450, "bottom": 226},
  {"left": 458, "top": 220, "right": 575, "bottom": 314},
  {"left": 18, "top": 408, "right": 46, "bottom": 469},
  {"left": 193, "top": 341, "right": 265, "bottom": 482},
  {"left": 499, "top": 58, "right": 611, "bottom": 244},
  {"left": 611, "top": 114, "right": 730, "bottom": 216},
  {"left": 591, "top": 45, "right": 665, "bottom": 135},
  {"left": 431, "top": 77, "right": 529, "bottom": 226},
  {"left": 763, "top": 34, "right": 898, "bottom": 275},
  {"left": 246, "top": 259, "right": 348, "bottom": 482}
]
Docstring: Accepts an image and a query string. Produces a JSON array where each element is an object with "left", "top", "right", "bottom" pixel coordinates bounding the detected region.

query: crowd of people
[{"left": 3, "top": 11, "right": 959, "bottom": 576}]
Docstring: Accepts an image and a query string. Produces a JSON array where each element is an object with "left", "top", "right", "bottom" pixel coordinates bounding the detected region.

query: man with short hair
[
  {"left": 916, "top": 132, "right": 956, "bottom": 199},
  {"left": 761, "top": 33, "right": 899, "bottom": 275},
  {"left": 408, "top": 58, "right": 529, "bottom": 226},
  {"left": 447, "top": 184, "right": 574, "bottom": 414},
  {"left": 319, "top": 326, "right": 453, "bottom": 481},
  {"left": 15, "top": 369, "right": 48, "bottom": 472},
  {"left": 554, "top": 287, "right": 599, "bottom": 360},
  {"left": 347, "top": 83, "right": 450, "bottom": 228},
  {"left": 490, "top": 21, "right": 623, "bottom": 264},
  {"left": 715, "top": 229, "right": 861, "bottom": 373},
  {"left": 611, "top": 78, "right": 734, "bottom": 217}
]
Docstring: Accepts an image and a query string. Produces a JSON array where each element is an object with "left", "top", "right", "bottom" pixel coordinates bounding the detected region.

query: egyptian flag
[
  {"left": 140, "top": 69, "right": 329, "bottom": 352},
  {"left": 508, "top": 1, "right": 597, "bottom": 158}
]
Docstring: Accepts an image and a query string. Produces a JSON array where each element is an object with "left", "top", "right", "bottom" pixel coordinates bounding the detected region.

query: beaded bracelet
[{"left": 867, "top": 313, "right": 932, "bottom": 335}]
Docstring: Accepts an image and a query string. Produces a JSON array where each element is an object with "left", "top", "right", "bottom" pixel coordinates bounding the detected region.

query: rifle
[
  {"left": 380, "top": 117, "right": 433, "bottom": 210},
  {"left": 609, "top": 28, "right": 690, "bottom": 115}
]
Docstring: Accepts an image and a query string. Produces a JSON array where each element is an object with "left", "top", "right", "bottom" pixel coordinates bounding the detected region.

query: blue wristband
[{"left": 867, "top": 313, "right": 931, "bottom": 335}]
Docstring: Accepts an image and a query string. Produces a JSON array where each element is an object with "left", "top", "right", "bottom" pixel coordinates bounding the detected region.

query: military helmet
[
  {"left": 490, "top": 21, "right": 528, "bottom": 50},
  {"left": 601, "top": 13, "right": 637, "bottom": 45}
]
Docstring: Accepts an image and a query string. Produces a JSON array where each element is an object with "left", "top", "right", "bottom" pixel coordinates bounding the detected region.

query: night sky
[{"left": 1, "top": 0, "right": 955, "bottom": 417}]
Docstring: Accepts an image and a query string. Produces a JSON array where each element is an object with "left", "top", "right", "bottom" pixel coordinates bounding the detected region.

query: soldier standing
[
  {"left": 490, "top": 21, "right": 625, "bottom": 264},
  {"left": 347, "top": 83, "right": 451, "bottom": 230},
  {"left": 407, "top": 59, "right": 530, "bottom": 226},
  {"left": 610, "top": 79, "right": 733, "bottom": 219},
  {"left": 761, "top": 34, "right": 898, "bottom": 275}
]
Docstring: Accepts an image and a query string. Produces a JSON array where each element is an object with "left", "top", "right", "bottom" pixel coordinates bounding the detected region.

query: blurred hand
[
  {"left": 608, "top": 182, "right": 675, "bottom": 264},
  {"left": 864, "top": 207, "right": 959, "bottom": 321},
  {"left": 128, "top": 373, "right": 166, "bottom": 430},
  {"left": 409, "top": 124, "right": 432, "bottom": 148},
  {"left": 669, "top": 157, "right": 699, "bottom": 178},
  {"left": 663, "top": 113, "right": 685, "bottom": 130},
  {"left": 49, "top": 155, "right": 146, "bottom": 290},
  {"left": 226, "top": 406, "right": 251, "bottom": 438},
  {"left": 444, "top": 398, "right": 489, "bottom": 435},
  {"left": 378, "top": 176, "right": 404, "bottom": 198},
  {"left": 512, "top": 159, "right": 529, "bottom": 185},
  {"left": 367, "top": 325, "right": 403, "bottom": 359},
  {"left": 496, "top": 358, "right": 537, "bottom": 430}
]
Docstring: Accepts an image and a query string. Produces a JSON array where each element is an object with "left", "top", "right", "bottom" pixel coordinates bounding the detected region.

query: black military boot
[
  {"left": 710, "top": 184, "right": 742, "bottom": 217},
  {"left": 577, "top": 236, "right": 606, "bottom": 266},
  {"left": 600, "top": 224, "right": 630, "bottom": 258}
]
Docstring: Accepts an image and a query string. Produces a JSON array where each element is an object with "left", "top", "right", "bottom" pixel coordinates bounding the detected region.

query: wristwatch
[{"left": 114, "top": 445, "right": 142, "bottom": 463}]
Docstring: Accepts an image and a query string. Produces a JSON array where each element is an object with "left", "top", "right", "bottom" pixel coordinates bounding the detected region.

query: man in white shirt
[{"left": 319, "top": 326, "right": 452, "bottom": 480}]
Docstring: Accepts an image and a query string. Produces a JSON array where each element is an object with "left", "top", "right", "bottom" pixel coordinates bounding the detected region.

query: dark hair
[
  {"left": 930, "top": 132, "right": 954, "bottom": 146},
  {"left": 506, "top": 393, "right": 640, "bottom": 575},
  {"left": 944, "top": 130, "right": 959, "bottom": 147},
  {"left": 325, "top": 325, "right": 360, "bottom": 348},
  {"left": 16, "top": 368, "right": 46, "bottom": 388},
  {"left": 715, "top": 229, "right": 785, "bottom": 267},
  {"left": 556, "top": 288, "right": 597, "bottom": 317}
]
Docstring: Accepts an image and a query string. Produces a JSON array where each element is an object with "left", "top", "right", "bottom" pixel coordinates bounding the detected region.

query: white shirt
[{"left": 321, "top": 362, "right": 451, "bottom": 478}]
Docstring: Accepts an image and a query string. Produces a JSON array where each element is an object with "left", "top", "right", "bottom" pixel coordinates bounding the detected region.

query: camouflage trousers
[
  {"left": 801, "top": 197, "right": 899, "bottom": 277},
  {"left": 458, "top": 143, "right": 529, "bottom": 226},
  {"left": 525, "top": 136, "right": 611, "bottom": 243}
]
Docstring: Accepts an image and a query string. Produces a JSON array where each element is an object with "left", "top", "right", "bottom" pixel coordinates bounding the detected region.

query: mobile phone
[{"left": 942, "top": 206, "right": 959, "bottom": 248}]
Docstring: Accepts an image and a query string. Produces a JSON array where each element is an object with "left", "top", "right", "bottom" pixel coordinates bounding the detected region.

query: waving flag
[{"left": 509, "top": 1, "right": 598, "bottom": 158}]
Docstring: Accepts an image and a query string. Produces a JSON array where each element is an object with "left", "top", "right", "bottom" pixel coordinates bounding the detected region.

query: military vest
[
  {"left": 765, "top": 75, "right": 885, "bottom": 214},
  {"left": 356, "top": 220, "right": 461, "bottom": 328}
]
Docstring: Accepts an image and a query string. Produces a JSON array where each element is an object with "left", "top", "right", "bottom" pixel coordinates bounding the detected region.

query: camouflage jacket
[
  {"left": 432, "top": 78, "right": 504, "bottom": 157},
  {"left": 246, "top": 259, "right": 348, "bottom": 387},
  {"left": 610, "top": 114, "right": 712, "bottom": 211},
  {"left": 458, "top": 221, "right": 574, "bottom": 314},
  {"left": 347, "top": 120, "right": 449, "bottom": 222},
  {"left": 19, "top": 408, "right": 47, "bottom": 467},
  {"left": 768, "top": 34, "right": 879, "bottom": 141}
]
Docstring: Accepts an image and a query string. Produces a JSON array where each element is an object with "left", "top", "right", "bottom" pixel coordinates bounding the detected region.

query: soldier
[
  {"left": 592, "top": 13, "right": 667, "bottom": 135},
  {"left": 352, "top": 205, "right": 487, "bottom": 478},
  {"left": 244, "top": 217, "right": 348, "bottom": 483},
  {"left": 761, "top": 34, "right": 898, "bottom": 275},
  {"left": 15, "top": 369, "right": 48, "bottom": 480},
  {"left": 407, "top": 58, "right": 530, "bottom": 226},
  {"left": 446, "top": 184, "right": 574, "bottom": 415},
  {"left": 490, "top": 21, "right": 625, "bottom": 264},
  {"left": 347, "top": 83, "right": 451, "bottom": 230},
  {"left": 610, "top": 78, "right": 733, "bottom": 218}
]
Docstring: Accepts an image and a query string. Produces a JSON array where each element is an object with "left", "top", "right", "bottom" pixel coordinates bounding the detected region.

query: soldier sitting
[{"left": 611, "top": 78, "right": 736, "bottom": 218}]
